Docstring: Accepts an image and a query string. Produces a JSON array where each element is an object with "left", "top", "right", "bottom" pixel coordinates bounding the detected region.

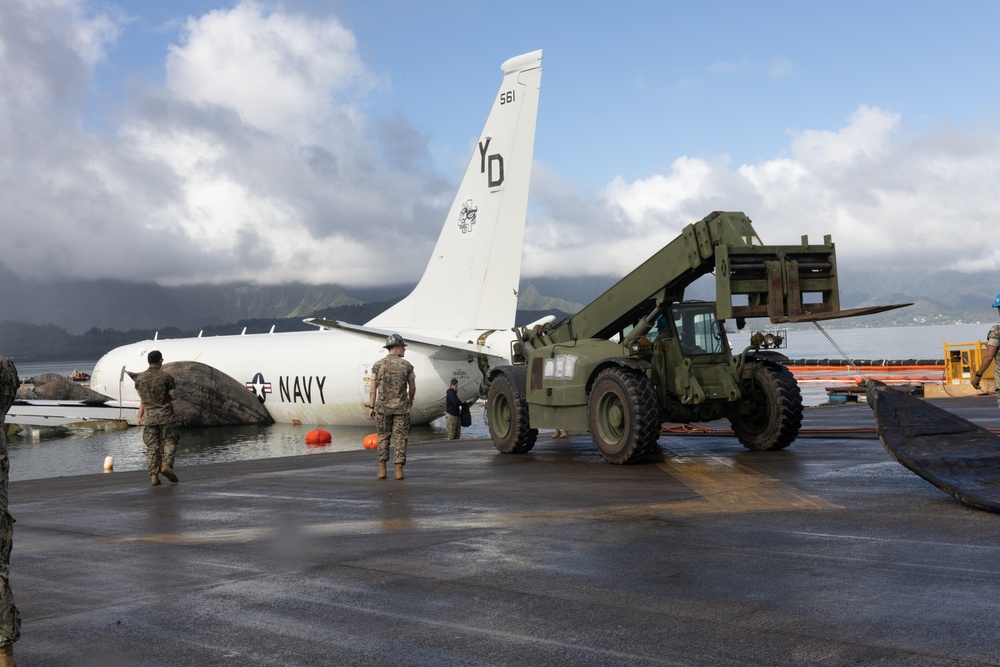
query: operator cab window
[{"left": 671, "top": 304, "right": 726, "bottom": 356}]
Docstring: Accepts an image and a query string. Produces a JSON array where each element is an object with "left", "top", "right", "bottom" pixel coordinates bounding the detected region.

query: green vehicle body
[{"left": 486, "top": 211, "right": 901, "bottom": 464}]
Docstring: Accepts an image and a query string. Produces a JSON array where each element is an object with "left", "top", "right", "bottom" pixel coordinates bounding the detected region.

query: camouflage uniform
[
  {"left": 0, "top": 356, "right": 21, "bottom": 648},
  {"left": 372, "top": 354, "right": 415, "bottom": 466},
  {"left": 134, "top": 367, "right": 179, "bottom": 476},
  {"left": 988, "top": 324, "right": 1000, "bottom": 407}
]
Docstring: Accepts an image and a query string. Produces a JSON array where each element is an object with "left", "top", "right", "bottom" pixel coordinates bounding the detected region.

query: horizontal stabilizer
[
  {"left": 772, "top": 303, "right": 912, "bottom": 324},
  {"left": 867, "top": 380, "right": 1000, "bottom": 513},
  {"left": 303, "top": 318, "right": 490, "bottom": 357}
]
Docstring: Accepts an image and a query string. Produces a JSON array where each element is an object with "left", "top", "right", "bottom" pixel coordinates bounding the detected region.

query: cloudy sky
[{"left": 1, "top": 0, "right": 998, "bottom": 287}]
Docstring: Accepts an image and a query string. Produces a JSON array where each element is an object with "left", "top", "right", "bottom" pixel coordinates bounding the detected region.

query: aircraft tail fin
[{"left": 365, "top": 50, "right": 542, "bottom": 333}]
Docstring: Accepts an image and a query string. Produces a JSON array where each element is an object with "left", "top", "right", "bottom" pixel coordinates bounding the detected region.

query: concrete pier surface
[{"left": 10, "top": 397, "right": 1000, "bottom": 666}]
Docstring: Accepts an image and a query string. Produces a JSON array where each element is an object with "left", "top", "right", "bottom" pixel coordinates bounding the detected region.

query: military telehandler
[{"left": 486, "top": 211, "right": 903, "bottom": 464}]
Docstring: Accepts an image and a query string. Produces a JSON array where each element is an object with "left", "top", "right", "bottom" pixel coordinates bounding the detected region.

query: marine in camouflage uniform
[
  {"left": 368, "top": 334, "right": 416, "bottom": 479},
  {"left": 972, "top": 295, "right": 1000, "bottom": 407},
  {"left": 988, "top": 323, "right": 1000, "bottom": 404},
  {"left": 134, "top": 350, "right": 180, "bottom": 485},
  {"left": 0, "top": 355, "right": 21, "bottom": 660}
]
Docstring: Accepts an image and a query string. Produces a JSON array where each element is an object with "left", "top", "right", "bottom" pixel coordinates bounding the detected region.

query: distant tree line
[
  {"left": 0, "top": 300, "right": 399, "bottom": 362},
  {"left": 0, "top": 300, "right": 573, "bottom": 363}
]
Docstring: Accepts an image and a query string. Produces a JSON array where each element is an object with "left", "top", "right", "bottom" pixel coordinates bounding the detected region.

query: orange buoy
[
  {"left": 305, "top": 429, "right": 332, "bottom": 446},
  {"left": 363, "top": 433, "right": 378, "bottom": 449}
]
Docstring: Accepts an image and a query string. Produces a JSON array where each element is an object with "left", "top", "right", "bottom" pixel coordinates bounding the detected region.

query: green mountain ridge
[{"left": 1, "top": 265, "right": 999, "bottom": 361}]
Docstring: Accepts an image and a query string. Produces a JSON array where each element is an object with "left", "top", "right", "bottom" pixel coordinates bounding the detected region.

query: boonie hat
[{"left": 385, "top": 333, "right": 407, "bottom": 349}]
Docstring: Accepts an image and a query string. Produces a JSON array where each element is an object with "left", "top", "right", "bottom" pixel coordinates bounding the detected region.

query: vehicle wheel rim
[
  {"left": 609, "top": 404, "right": 623, "bottom": 430},
  {"left": 493, "top": 392, "right": 511, "bottom": 439},
  {"left": 597, "top": 391, "right": 625, "bottom": 444}
]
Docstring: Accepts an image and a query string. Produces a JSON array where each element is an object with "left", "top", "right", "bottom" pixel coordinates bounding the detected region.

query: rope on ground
[
  {"left": 660, "top": 424, "right": 880, "bottom": 439},
  {"left": 660, "top": 423, "right": 726, "bottom": 434},
  {"left": 659, "top": 423, "right": 1000, "bottom": 439}
]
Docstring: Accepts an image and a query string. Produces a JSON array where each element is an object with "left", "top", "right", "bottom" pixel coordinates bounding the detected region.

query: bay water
[{"left": 5, "top": 322, "right": 995, "bottom": 481}]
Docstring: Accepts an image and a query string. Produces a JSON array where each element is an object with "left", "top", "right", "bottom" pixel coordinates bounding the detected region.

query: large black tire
[
  {"left": 487, "top": 374, "right": 537, "bottom": 454},
  {"left": 588, "top": 367, "right": 660, "bottom": 464},
  {"left": 729, "top": 361, "right": 803, "bottom": 451}
]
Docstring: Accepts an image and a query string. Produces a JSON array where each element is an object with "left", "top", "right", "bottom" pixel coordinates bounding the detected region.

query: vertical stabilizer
[{"left": 366, "top": 50, "right": 542, "bottom": 333}]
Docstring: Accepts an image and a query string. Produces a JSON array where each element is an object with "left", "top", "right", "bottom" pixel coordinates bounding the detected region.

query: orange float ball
[
  {"left": 305, "top": 429, "right": 332, "bottom": 446},
  {"left": 363, "top": 433, "right": 378, "bottom": 449}
]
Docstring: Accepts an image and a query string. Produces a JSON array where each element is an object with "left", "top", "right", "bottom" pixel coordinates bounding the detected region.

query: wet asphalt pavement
[{"left": 10, "top": 397, "right": 1000, "bottom": 666}]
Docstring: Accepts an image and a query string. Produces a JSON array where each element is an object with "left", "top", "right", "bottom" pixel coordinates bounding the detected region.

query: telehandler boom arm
[{"left": 537, "top": 211, "right": 902, "bottom": 346}]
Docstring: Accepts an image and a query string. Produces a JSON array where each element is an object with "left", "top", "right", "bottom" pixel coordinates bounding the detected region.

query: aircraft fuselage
[{"left": 90, "top": 329, "right": 503, "bottom": 426}]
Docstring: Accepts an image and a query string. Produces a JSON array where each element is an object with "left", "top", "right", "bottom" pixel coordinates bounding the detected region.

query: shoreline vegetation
[
  {"left": 1, "top": 272, "right": 993, "bottom": 362},
  {"left": 0, "top": 306, "right": 571, "bottom": 362},
  {"left": 0, "top": 300, "right": 394, "bottom": 362},
  {"left": 2, "top": 311, "right": 984, "bottom": 364}
]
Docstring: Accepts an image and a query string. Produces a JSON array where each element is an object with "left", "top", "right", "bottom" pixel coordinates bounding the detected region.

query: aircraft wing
[
  {"left": 7, "top": 399, "right": 140, "bottom": 427},
  {"left": 303, "top": 319, "right": 503, "bottom": 359}
]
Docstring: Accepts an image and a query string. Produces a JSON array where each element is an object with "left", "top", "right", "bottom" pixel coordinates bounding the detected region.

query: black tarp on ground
[{"left": 867, "top": 380, "right": 1000, "bottom": 512}]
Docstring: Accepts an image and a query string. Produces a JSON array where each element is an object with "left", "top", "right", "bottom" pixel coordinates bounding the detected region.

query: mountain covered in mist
[
  {"left": 0, "top": 261, "right": 393, "bottom": 333},
  {"left": 524, "top": 269, "right": 997, "bottom": 328},
  {"left": 1, "top": 259, "right": 998, "bottom": 338}
]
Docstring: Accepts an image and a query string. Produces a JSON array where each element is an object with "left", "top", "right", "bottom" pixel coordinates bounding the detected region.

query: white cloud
[
  {"left": 0, "top": 0, "right": 444, "bottom": 286},
  {"left": 164, "top": 2, "right": 372, "bottom": 138},
  {"left": 787, "top": 105, "right": 898, "bottom": 167},
  {"left": 707, "top": 56, "right": 796, "bottom": 80},
  {"left": 3, "top": 0, "right": 999, "bottom": 294},
  {"left": 523, "top": 105, "right": 1000, "bottom": 279},
  {"left": 768, "top": 57, "right": 795, "bottom": 79},
  {"left": 605, "top": 156, "right": 716, "bottom": 225},
  {"left": 0, "top": 0, "right": 120, "bottom": 112}
]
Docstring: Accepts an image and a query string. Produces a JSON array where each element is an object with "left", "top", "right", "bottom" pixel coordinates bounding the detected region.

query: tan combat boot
[
  {"left": 0, "top": 641, "right": 14, "bottom": 666},
  {"left": 160, "top": 464, "right": 179, "bottom": 483},
  {"left": 377, "top": 461, "right": 387, "bottom": 479},
  {"left": 394, "top": 464, "right": 404, "bottom": 480},
  {"left": 150, "top": 474, "right": 161, "bottom": 487}
]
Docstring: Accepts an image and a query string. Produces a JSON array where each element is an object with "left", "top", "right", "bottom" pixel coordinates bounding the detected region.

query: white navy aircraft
[{"left": 84, "top": 50, "right": 544, "bottom": 427}]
